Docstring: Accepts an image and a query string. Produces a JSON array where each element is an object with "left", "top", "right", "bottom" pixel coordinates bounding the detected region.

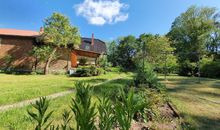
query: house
[{"left": 0, "top": 28, "right": 106, "bottom": 72}]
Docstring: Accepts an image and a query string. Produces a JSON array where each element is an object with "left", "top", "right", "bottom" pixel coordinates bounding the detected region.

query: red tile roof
[{"left": 0, "top": 28, "right": 40, "bottom": 37}]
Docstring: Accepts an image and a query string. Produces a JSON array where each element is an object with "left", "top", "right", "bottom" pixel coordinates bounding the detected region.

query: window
[{"left": 85, "top": 45, "right": 90, "bottom": 50}]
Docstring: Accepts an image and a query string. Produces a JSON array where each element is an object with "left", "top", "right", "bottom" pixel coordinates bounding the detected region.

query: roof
[
  {"left": 79, "top": 37, "right": 106, "bottom": 54},
  {"left": 0, "top": 28, "right": 106, "bottom": 54},
  {"left": 0, "top": 29, "right": 39, "bottom": 37}
]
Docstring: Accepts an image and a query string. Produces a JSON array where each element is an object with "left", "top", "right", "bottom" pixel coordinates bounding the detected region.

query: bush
[
  {"left": 74, "top": 67, "right": 92, "bottom": 77},
  {"left": 97, "top": 54, "right": 112, "bottom": 70},
  {"left": 70, "top": 66, "right": 105, "bottom": 77},
  {"left": 134, "top": 63, "right": 165, "bottom": 91},
  {"left": 78, "top": 58, "right": 88, "bottom": 66},
  {"left": 178, "top": 60, "right": 197, "bottom": 76},
  {"left": 97, "top": 68, "right": 105, "bottom": 75},
  {"left": 201, "top": 60, "right": 220, "bottom": 78}
]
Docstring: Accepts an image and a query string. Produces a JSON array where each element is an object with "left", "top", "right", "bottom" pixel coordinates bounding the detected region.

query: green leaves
[
  {"left": 115, "top": 88, "right": 147, "bottom": 130},
  {"left": 71, "top": 82, "right": 97, "bottom": 130},
  {"left": 98, "top": 95, "right": 115, "bottom": 130},
  {"left": 27, "top": 97, "right": 53, "bottom": 130},
  {"left": 42, "top": 12, "right": 81, "bottom": 48},
  {"left": 27, "top": 82, "right": 151, "bottom": 130},
  {"left": 168, "top": 6, "right": 220, "bottom": 76}
]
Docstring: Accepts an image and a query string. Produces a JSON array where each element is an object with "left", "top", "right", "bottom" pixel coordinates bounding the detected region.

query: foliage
[
  {"left": 107, "top": 35, "right": 137, "bottom": 70},
  {"left": 134, "top": 63, "right": 165, "bottom": 91},
  {"left": 136, "top": 34, "right": 177, "bottom": 73},
  {"left": 138, "top": 35, "right": 175, "bottom": 67},
  {"left": 71, "top": 66, "right": 105, "bottom": 77},
  {"left": 201, "top": 60, "right": 220, "bottom": 78},
  {"left": 98, "top": 95, "right": 115, "bottom": 130},
  {"left": 27, "top": 97, "right": 53, "bottom": 130},
  {"left": 78, "top": 58, "right": 88, "bottom": 66},
  {"left": 71, "top": 82, "right": 97, "bottom": 130},
  {"left": 168, "top": 6, "right": 220, "bottom": 76},
  {"left": 30, "top": 46, "right": 53, "bottom": 71},
  {"left": 60, "top": 110, "right": 73, "bottom": 130},
  {"left": 96, "top": 67, "right": 105, "bottom": 75},
  {"left": 96, "top": 54, "right": 112, "bottom": 70},
  {"left": 107, "top": 41, "right": 118, "bottom": 66},
  {"left": 115, "top": 88, "right": 146, "bottom": 130},
  {"left": 3, "top": 55, "right": 14, "bottom": 69},
  {"left": 38, "top": 12, "right": 81, "bottom": 74}
]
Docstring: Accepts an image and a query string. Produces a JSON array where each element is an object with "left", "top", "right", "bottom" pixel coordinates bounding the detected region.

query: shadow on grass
[
  {"left": 92, "top": 78, "right": 133, "bottom": 98},
  {"left": 182, "top": 113, "right": 220, "bottom": 130}
]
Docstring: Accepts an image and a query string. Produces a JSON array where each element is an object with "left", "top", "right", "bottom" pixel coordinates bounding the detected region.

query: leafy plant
[
  {"left": 71, "top": 82, "right": 97, "bottom": 130},
  {"left": 134, "top": 63, "right": 165, "bottom": 91},
  {"left": 115, "top": 88, "right": 146, "bottom": 130},
  {"left": 98, "top": 95, "right": 115, "bottom": 130},
  {"left": 27, "top": 97, "right": 53, "bottom": 130},
  {"left": 70, "top": 66, "right": 104, "bottom": 77},
  {"left": 61, "top": 110, "right": 73, "bottom": 130},
  {"left": 78, "top": 58, "right": 88, "bottom": 66},
  {"left": 97, "top": 54, "right": 112, "bottom": 70}
]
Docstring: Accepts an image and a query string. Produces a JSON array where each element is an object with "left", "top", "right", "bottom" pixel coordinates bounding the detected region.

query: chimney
[
  {"left": 39, "top": 27, "right": 44, "bottom": 34},
  {"left": 91, "top": 33, "right": 94, "bottom": 46}
]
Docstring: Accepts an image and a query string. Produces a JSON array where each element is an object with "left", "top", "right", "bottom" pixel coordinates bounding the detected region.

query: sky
[{"left": 0, "top": 0, "right": 220, "bottom": 41}]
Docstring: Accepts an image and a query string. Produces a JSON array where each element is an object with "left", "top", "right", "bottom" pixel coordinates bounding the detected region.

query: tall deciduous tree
[
  {"left": 168, "top": 6, "right": 219, "bottom": 76},
  {"left": 135, "top": 34, "right": 176, "bottom": 73},
  {"left": 39, "top": 13, "right": 81, "bottom": 74},
  {"left": 116, "top": 35, "right": 137, "bottom": 70}
]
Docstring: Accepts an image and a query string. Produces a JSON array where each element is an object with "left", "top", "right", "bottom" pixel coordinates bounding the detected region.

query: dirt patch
[{"left": 130, "top": 103, "right": 182, "bottom": 130}]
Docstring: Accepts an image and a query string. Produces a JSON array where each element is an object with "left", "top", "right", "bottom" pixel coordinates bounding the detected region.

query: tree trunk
[{"left": 44, "top": 48, "right": 57, "bottom": 75}]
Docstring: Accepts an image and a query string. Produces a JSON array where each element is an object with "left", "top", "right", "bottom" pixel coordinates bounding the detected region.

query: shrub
[
  {"left": 201, "top": 60, "right": 220, "bottom": 78},
  {"left": 78, "top": 58, "right": 87, "bottom": 66},
  {"left": 178, "top": 60, "right": 197, "bottom": 76},
  {"left": 115, "top": 88, "right": 147, "bottom": 130},
  {"left": 98, "top": 95, "right": 115, "bottom": 130},
  {"left": 96, "top": 68, "right": 105, "bottom": 75},
  {"left": 89, "top": 65, "right": 97, "bottom": 76},
  {"left": 27, "top": 97, "right": 53, "bottom": 130},
  {"left": 74, "top": 67, "right": 91, "bottom": 77},
  {"left": 27, "top": 82, "right": 164, "bottom": 130},
  {"left": 134, "top": 63, "right": 165, "bottom": 91},
  {"left": 3, "top": 55, "right": 13, "bottom": 66},
  {"left": 70, "top": 66, "right": 105, "bottom": 77},
  {"left": 71, "top": 82, "right": 97, "bottom": 130},
  {"left": 97, "top": 54, "right": 112, "bottom": 70}
]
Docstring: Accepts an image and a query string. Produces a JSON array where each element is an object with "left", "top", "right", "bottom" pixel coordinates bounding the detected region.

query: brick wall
[{"left": 0, "top": 35, "right": 35, "bottom": 70}]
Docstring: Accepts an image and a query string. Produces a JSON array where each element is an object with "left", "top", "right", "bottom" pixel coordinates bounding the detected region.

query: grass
[
  {"left": 2, "top": 71, "right": 219, "bottom": 130},
  {"left": 0, "top": 73, "right": 133, "bottom": 130},
  {"left": 159, "top": 75, "right": 220, "bottom": 130},
  {"left": 0, "top": 71, "right": 131, "bottom": 105}
]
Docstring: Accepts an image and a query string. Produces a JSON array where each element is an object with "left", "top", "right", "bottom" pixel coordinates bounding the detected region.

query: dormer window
[{"left": 85, "top": 45, "right": 90, "bottom": 50}]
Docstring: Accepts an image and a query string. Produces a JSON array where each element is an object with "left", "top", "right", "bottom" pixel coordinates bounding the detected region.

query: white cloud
[{"left": 74, "top": 0, "right": 129, "bottom": 26}]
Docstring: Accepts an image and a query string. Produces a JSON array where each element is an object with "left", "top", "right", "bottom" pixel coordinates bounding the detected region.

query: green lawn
[
  {"left": 0, "top": 74, "right": 133, "bottom": 130},
  {"left": 1, "top": 72, "right": 219, "bottom": 130},
  {"left": 160, "top": 75, "right": 220, "bottom": 130},
  {"left": 0, "top": 71, "right": 131, "bottom": 105}
]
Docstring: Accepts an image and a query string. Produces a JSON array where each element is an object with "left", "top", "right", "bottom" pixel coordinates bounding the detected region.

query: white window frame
[{"left": 85, "top": 45, "right": 90, "bottom": 50}]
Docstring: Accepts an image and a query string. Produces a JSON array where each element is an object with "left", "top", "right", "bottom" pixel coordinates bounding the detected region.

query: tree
[
  {"left": 30, "top": 46, "right": 53, "bottom": 71},
  {"left": 167, "top": 6, "right": 219, "bottom": 76},
  {"left": 107, "top": 41, "right": 118, "bottom": 66},
  {"left": 115, "top": 35, "right": 137, "bottom": 70},
  {"left": 135, "top": 34, "right": 176, "bottom": 73},
  {"left": 38, "top": 13, "right": 81, "bottom": 74}
]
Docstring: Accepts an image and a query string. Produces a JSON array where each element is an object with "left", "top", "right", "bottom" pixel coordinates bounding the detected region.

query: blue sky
[{"left": 0, "top": 0, "right": 220, "bottom": 41}]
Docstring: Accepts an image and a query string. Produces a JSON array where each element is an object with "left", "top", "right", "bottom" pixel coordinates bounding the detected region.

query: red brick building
[{"left": 0, "top": 28, "right": 106, "bottom": 72}]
